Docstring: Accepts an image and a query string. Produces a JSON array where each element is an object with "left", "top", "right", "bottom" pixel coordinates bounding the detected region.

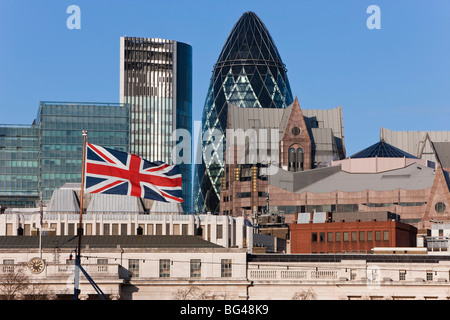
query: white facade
[
  {"left": 0, "top": 212, "right": 253, "bottom": 251},
  {"left": 2, "top": 245, "right": 450, "bottom": 300},
  {"left": 427, "top": 223, "right": 450, "bottom": 254},
  {"left": 0, "top": 244, "right": 248, "bottom": 300},
  {"left": 247, "top": 256, "right": 450, "bottom": 300}
]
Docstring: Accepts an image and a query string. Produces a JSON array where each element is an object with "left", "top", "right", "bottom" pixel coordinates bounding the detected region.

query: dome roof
[
  {"left": 216, "top": 11, "right": 286, "bottom": 69},
  {"left": 195, "top": 11, "right": 294, "bottom": 213}
]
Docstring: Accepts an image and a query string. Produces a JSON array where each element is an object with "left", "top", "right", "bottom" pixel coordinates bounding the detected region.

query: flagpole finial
[{"left": 82, "top": 130, "right": 88, "bottom": 136}]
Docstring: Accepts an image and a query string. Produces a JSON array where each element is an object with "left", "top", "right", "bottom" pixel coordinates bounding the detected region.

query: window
[
  {"left": 399, "top": 270, "right": 406, "bottom": 281},
  {"left": 327, "top": 232, "right": 333, "bottom": 242},
  {"left": 221, "top": 259, "right": 232, "bottom": 278},
  {"left": 319, "top": 232, "right": 325, "bottom": 242},
  {"left": 312, "top": 233, "right": 318, "bottom": 242},
  {"left": 383, "top": 231, "right": 389, "bottom": 241},
  {"left": 350, "top": 269, "right": 357, "bottom": 281},
  {"left": 217, "top": 225, "right": 223, "bottom": 239},
  {"left": 190, "top": 259, "right": 201, "bottom": 278},
  {"left": 129, "top": 259, "right": 139, "bottom": 278},
  {"left": 351, "top": 232, "right": 357, "bottom": 242},
  {"left": 288, "top": 148, "right": 296, "bottom": 172},
  {"left": 291, "top": 127, "right": 301, "bottom": 135},
  {"left": 337, "top": 204, "right": 359, "bottom": 212},
  {"left": 159, "top": 259, "right": 171, "bottom": 278},
  {"left": 359, "top": 231, "right": 365, "bottom": 241},
  {"left": 2, "top": 259, "right": 15, "bottom": 273},
  {"left": 112, "top": 223, "right": 119, "bottom": 235},
  {"left": 103, "top": 224, "right": 110, "bottom": 235},
  {"left": 435, "top": 202, "right": 446, "bottom": 213},
  {"left": 426, "top": 270, "right": 433, "bottom": 281},
  {"left": 375, "top": 231, "right": 381, "bottom": 241},
  {"left": 343, "top": 232, "right": 349, "bottom": 242},
  {"left": 367, "top": 231, "right": 373, "bottom": 241},
  {"left": 297, "top": 148, "right": 304, "bottom": 171},
  {"left": 335, "top": 232, "right": 341, "bottom": 242},
  {"left": 236, "top": 192, "right": 251, "bottom": 198},
  {"left": 97, "top": 259, "right": 108, "bottom": 265},
  {"left": 370, "top": 269, "right": 379, "bottom": 282}
]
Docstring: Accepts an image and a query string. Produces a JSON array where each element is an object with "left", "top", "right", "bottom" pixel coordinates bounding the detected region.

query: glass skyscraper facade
[
  {"left": 120, "top": 37, "right": 192, "bottom": 213},
  {"left": 194, "top": 12, "right": 294, "bottom": 213},
  {"left": 0, "top": 125, "right": 39, "bottom": 207},
  {"left": 37, "top": 102, "right": 130, "bottom": 201},
  {"left": 0, "top": 102, "right": 129, "bottom": 207}
]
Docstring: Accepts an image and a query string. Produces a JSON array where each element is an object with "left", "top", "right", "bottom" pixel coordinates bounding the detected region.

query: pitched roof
[
  {"left": 226, "top": 101, "right": 344, "bottom": 143},
  {"left": 432, "top": 142, "right": 450, "bottom": 168},
  {"left": 0, "top": 235, "right": 222, "bottom": 249},
  {"left": 349, "top": 139, "right": 418, "bottom": 159}
]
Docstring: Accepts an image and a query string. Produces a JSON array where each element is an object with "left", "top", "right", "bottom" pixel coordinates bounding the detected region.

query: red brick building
[{"left": 290, "top": 212, "right": 417, "bottom": 254}]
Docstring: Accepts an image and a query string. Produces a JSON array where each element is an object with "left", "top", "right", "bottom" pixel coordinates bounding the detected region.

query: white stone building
[
  {"left": 0, "top": 211, "right": 253, "bottom": 251},
  {"left": 0, "top": 235, "right": 248, "bottom": 300},
  {"left": 2, "top": 238, "right": 450, "bottom": 300}
]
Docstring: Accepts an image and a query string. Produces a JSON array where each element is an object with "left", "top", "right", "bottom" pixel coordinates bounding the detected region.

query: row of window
[
  {"left": 128, "top": 259, "right": 233, "bottom": 278},
  {"left": 270, "top": 202, "right": 427, "bottom": 215},
  {"left": 20, "top": 222, "right": 224, "bottom": 239},
  {"left": 288, "top": 147, "right": 304, "bottom": 172},
  {"left": 312, "top": 230, "right": 390, "bottom": 243},
  {"left": 350, "top": 268, "right": 442, "bottom": 282}
]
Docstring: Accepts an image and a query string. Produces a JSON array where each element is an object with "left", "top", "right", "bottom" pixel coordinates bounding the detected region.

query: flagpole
[
  {"left": 75, "top": 130, "right": 87, "bottom": 300},
  {"left": 78, "top": 130, "right": 87, "bottom": 259},
  {"left": 39, "top": 192, "right": 43, "bottom": 258}
]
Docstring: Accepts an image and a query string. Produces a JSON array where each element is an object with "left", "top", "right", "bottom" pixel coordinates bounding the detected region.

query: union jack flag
[{"left": 84, "top": 143, "right": 183, "bottom": 203}]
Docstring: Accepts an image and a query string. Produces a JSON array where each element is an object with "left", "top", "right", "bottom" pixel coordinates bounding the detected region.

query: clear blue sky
[{"left": 0, "top": 0, "right": 449, "bottom": 156}]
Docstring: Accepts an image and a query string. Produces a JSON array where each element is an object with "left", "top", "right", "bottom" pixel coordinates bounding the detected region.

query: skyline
[{"left": 1, "top": 0, "right": 449, "bottom": 156}]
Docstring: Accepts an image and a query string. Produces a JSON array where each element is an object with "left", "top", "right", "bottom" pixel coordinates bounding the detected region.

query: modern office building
[
  {"left": 120, "top": 37, "right": 193, "bottom": 213},
  {"left": 0, "top": 125, "right": 39, "bottom": 207},
  {"left": 0, "top": 102, "right": 129, "bottom": 207},
  {"left": 37, "top": 102, "right": 130, "bottom": 202},
  {"left": 1, "top": 36, "right": 193, "bottom": 212},
  {"left": 194, "top": 11, "right": 294, "bottom": 214}
]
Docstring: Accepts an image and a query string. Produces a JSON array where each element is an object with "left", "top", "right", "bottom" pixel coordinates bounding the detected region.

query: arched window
[
  {"left": 297, "top": 148, "right": 304, "bottom": 171},
  {"left": 288, "top": 148, "right": 296, "bottom": 172}
]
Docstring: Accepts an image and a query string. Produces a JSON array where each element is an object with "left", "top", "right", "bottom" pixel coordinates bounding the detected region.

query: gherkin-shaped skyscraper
[{"left": 194, "top": 11, "right": 294, "bottom": 213}]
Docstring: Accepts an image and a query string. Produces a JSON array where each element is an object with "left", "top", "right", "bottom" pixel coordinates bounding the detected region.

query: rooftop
[
  {"left": 270, "top": 162, "right": 436, "bottom": 193},
  {"left": 349, "top": 139, "right": 418, "bottom": 159},
  {"left": 248, "top": 253, "right": 450, "bottom": 264},
  {"left": 0, "top": 235, "right": 222, "bottom": 249}
]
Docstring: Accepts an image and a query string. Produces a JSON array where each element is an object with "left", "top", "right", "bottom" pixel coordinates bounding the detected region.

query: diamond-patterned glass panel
[{"left": 194, "top": 12, "right": 294, "bottom": 213}]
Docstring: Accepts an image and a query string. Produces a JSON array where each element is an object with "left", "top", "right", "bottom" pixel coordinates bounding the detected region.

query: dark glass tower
[{"left": 194, "top": 12, "right": 294, "bottom": 213}]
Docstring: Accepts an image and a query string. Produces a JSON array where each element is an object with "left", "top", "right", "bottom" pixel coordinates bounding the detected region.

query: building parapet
[{"left": 0, "top": 212, "right": 253, "bottom": 251}]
